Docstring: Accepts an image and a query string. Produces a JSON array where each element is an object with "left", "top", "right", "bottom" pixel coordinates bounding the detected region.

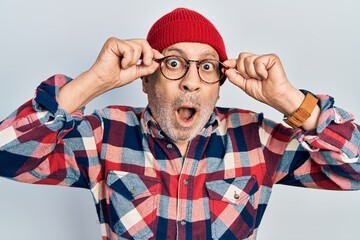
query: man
[{"left": 0, "top": 7, "right": 359, "bottom": 240}]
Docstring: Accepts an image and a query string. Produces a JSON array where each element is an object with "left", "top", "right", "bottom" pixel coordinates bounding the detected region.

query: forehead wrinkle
[
  {"left": 163, "top": 45, "right": 219, "bottom": 60},
  {"left": 200, "top": 50, "right": 218, "bottom": 59},
  {"left": 163, "top": 47, "right": 185, "bottom": 56}
]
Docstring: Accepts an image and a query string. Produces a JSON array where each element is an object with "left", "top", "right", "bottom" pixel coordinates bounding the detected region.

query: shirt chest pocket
[
  {"left": 106, "top": 170, "right": 162, "bottom": 239},
  {"left": 205, "top": 176, "right": 259, "bottom": 240}
]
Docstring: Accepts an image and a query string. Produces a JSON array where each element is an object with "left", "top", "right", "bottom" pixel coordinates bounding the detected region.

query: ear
[{"left": 142, "top": 76, "right": 149, "bottom": 94}]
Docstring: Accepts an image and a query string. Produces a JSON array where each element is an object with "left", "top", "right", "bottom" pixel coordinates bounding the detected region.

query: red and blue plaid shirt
[{"left": 1, "top": 74, "right": 359, "bottom": 239}]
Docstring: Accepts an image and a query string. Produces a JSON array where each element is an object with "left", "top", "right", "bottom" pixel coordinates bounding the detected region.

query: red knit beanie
[{"left": 147, "top": 8, "right": 228, "bottom": 84}]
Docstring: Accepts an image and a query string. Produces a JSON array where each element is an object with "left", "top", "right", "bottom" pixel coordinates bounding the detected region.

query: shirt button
[
  {"left": 234, "top": 193, "right": 240, "bottom": 200},
  {"left": 166, "top": 144, "right": 173, "bottom": 149},
  {"left": 180, "top": 220, "right": 186, "bottom": 225},
  {"left": 183, "top": 179, "right": 189, "bottom": 185}
]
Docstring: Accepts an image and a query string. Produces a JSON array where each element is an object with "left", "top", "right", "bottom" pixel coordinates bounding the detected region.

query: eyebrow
[{"left": 164, "top": 47, "right": 218, "bottom": 59}]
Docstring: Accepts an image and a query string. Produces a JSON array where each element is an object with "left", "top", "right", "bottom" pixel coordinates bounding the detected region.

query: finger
[
  {"left": 103, "top": 37, "right": 134, "bottom": 68},
  {"left": 222, "top": 59, "right": 237, "bottom": 69},
  {"left": 152, "top": 49, "right": 165, "bottom": 60},
  {"left": 224, "top": 68, "right": 246, "bottom": 91},
  {"left": 222, "top": 59, "right": 241, "bottom": 76},
  {"left": 244, "top": 55, "right": 263, "bottom": 80},
  {"left": 104, "top": 37, "right": 125, "bottom": 58},
  {"left": 237, "top": 52, "right": 254, "bottom": 80},
  {"left": 136, "top": 59, "right": 161, "bottom": 78},
  {"left": 118, "top": 43, "right": 137, "bottom": 69},
  {"left": 122, "top": 41, "right": 144, "bottom": 68},
  {"left": 132, "top": 39, "right": 155, "bottom": 66},
  {"left": 253, "top": 56, "right": 269, "bottom": 80}
]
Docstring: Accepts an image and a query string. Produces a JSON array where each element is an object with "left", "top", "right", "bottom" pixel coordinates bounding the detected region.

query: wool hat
[{"left": 146, "top": 8, "right": 228, "bottom": 84}]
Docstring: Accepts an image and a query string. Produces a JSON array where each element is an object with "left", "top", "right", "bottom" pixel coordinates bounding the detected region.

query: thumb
[
  {"left": 225, "top": 68, "right": 246, "bottom": 91},
  {"left": 152, "top": 49, "right": 165, "bottom": 59},
  {"left": 223, "top": 59, "right": 247, "bottom": 91},
  {"left": 136, "top": 60, "right": 160, "bottom": 78}
]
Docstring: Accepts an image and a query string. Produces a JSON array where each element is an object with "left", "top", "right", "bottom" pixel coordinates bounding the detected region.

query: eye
[
  {"left": 165, "top": 57, "right": 182, "bottom": 69},
  {"left": 200, "top": 61, "right": 216, "bottom": 72}
]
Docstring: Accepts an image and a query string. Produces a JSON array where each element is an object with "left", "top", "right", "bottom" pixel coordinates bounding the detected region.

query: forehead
[{"left": 162, "top": 42, "right": 219, "bottom": 59}]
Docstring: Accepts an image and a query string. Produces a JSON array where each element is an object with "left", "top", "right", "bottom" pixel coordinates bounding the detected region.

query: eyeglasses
[{"left": 154, "top": 55, "right": 228, "bottom": 84}]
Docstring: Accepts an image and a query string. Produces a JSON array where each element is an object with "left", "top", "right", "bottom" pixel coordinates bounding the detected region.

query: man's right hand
[
  {"left": 90, "top": 37, "right": 164, "bottom": 89},
  {"left": 58, "top": 38, "right": 163, "bottom": 113}
]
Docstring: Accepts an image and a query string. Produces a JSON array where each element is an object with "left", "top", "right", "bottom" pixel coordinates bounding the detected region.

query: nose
[{"left": 179, "top": 63, "right": 201, "bottom": 92}]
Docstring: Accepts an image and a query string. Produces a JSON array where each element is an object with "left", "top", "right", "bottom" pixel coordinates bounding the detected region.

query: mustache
[{"left": 172, "top": 93, "right": 201, "bottom": 108}]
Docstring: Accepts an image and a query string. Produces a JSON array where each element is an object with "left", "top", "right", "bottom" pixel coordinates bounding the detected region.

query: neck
[{"left": 174, "top": 141, "right": 190, "bottom": 158}]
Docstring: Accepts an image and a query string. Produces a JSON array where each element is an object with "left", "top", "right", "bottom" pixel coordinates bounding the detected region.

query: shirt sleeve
[
  {"left": 0, "top": 74, "right": 104, "bottom": 189},
  {"left": 260, "top": 92, "right": 360, "bottom": 190}
]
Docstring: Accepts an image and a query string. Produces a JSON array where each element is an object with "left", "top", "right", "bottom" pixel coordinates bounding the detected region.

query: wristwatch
[{"left": 283, "top": 92, "right": 318, "bottom": 129}]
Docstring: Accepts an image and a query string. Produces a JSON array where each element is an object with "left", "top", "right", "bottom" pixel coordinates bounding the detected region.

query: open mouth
[{"left": 176, "top": 106, "right": 197, "bottom": 125}]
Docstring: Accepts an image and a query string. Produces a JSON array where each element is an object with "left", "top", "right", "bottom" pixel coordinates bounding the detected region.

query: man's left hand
[{"left": 223, "top": 53, "right": 320, "bottom": 130}]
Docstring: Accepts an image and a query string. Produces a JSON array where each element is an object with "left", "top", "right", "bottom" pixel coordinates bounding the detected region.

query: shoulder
[
  {"left": 92, "top": 105, "right": 145, "bottom": 125},
  {"left": 215, "top": 106, "right": 263, "bottom": 126}
]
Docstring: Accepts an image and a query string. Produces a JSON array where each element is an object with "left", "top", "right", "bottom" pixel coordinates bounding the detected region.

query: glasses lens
[
  {"left": 160, "top": 56, "right": 187, "bottom": 80},
  {"left": 198, "top": 59, "right": 223, "bottom": 83},
  {"left": 158, "top": 56, "right": 225, "bottom": 83}
]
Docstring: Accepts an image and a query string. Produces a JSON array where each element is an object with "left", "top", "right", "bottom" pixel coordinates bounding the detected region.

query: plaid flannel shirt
[{"left": 0, "top": 74, "right": 359, "bottom": 240}]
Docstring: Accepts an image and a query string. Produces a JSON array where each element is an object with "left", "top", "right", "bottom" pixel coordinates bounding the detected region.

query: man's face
[{"left": 143, "top": 42, "right": 220, "bottom": 143}]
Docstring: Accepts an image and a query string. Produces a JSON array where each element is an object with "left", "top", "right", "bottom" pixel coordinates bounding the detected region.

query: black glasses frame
[{"left": 155, "top": 55, "right": 229, "bottom": 84}]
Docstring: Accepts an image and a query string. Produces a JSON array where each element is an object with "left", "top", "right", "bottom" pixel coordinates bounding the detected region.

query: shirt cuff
[
  {"left": 32, "top": 74, "right": 73, "bottom": 114},
  {"left": 296, "top": 92, "right": 358, "bottom": 160},
  {"left": 31, "top": 74, "right": 83, "bottom": 135},
  {"left": 315, "top": 94, "right": 355, "bottom": 133}
]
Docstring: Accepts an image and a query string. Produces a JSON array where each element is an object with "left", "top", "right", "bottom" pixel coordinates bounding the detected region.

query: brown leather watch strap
[{"left": 284, "top": 92, "right": 318, "bottom": 128}]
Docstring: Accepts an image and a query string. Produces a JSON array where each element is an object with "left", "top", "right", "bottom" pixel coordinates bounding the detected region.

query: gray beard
[{"left": 148, "top": 90, "right": 217, "bottom": 143}]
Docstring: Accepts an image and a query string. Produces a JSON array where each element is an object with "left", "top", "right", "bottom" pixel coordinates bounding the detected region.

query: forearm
[
  {"left": 269, "top": 88, "right": 320, "bottom": 131},
  {"left": 0, "top": 99, "right": 71, "bottom": 180},
  {"left": 0, "top": 93, "right": 101, "bottom": 187},
  {"left": 266, "top": 108, "right": 360, "bottom": 190},
  {"left": 58, "top": 70, "right": 113, "bottom": 113}
]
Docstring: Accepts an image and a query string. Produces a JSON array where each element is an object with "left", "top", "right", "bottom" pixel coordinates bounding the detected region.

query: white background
[{"left": 0, "top": 0, "right": 359, "bottom": 239}]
